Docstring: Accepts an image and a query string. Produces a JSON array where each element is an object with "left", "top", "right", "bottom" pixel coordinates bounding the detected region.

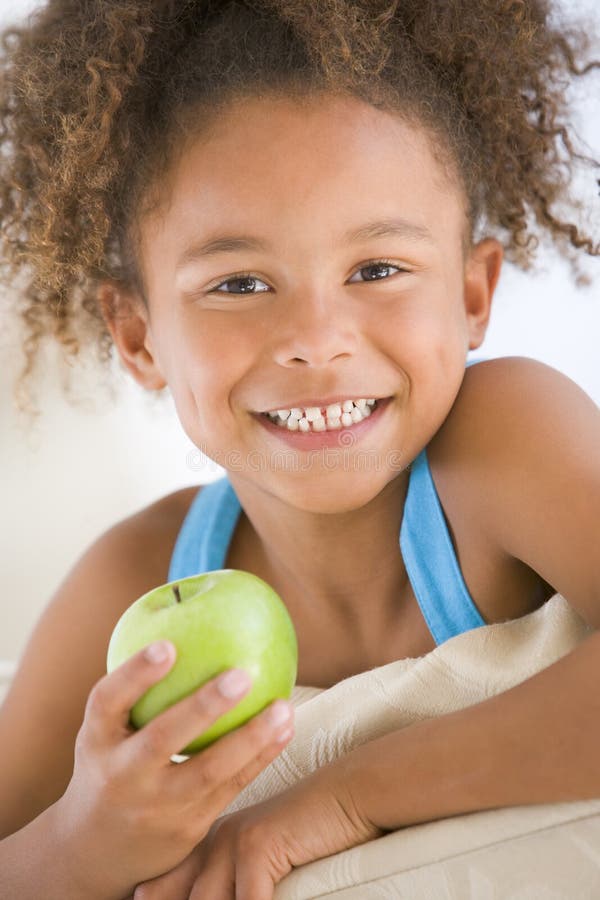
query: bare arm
[
  {"left": 0, "top": 801, "right": 101, "bottom": 900},
  {"left": 0, "top": 503, "right": 174, "bottom": 898},
  {"left": 0, "top": 512, "right": 149, "bottom": 899},
  {"left": 338, "top": 625, "right": 600, "bottom": 833},
  {"left": 0, "top": 504, "right": 175, "bottom": 837}
]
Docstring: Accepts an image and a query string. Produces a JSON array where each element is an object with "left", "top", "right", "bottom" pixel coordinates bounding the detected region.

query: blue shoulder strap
[
  {"left": 399, "top": 449, "right": 486, "bottom": 645},
  {"left": 399, "top": 356, "right": 487, "bottom": 644},
  {"left": 168, "top": 476, "right": 241, "bottom": 581}
]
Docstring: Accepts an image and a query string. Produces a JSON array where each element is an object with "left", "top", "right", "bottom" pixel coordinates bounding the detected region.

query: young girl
[{"left": 1, "top": 0, "right": 599, "bottom": 897}]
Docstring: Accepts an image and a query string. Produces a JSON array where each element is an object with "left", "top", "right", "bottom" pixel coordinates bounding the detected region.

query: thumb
[{"left": 88, "top": 641, "right": 177, "bottom": 742}]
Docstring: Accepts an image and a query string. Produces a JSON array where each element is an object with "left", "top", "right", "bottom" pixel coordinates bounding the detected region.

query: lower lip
[{"left": 253, "top": 397, "right": 393, "bottom": 450}]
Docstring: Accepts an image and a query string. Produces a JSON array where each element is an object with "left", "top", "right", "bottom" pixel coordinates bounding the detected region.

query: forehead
[{"left": 139, "top": 93, "right": 466, "bottom": 264}]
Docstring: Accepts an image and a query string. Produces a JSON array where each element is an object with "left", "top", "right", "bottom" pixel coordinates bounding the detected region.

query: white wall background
[{"left": 1, "top": 0, "right": 599, "bottom": 667}]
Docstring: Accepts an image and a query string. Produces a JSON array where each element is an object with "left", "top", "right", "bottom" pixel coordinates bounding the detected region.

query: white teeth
[
  {"left": 304, "top": 407, "right": 322, "bottom": 422},
  {"left": 269, "top": 398, "right": 371, "bottom": 416},
  {"left": 265, "top": 396, "right": 383, "bottom": 432},
  {"left": 324, "top": 402, "right": 342, "bottom": 419}
]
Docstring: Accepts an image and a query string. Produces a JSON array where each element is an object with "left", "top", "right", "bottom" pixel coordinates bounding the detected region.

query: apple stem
[{"left": 173, "top": 585, "right": 182, "bottom": 603}]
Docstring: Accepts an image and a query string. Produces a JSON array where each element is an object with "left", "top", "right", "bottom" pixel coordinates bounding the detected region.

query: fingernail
[
  {"left": 145, "top": 641, "right": 174, "bottom": 664},
  {"left": 276, "top": 726, "right": 294, "bottom": 744},
  {"left": 266, "top": 700, "right": 291, "bottom": 727},
  {"left": 218, "top": 669, "right": 251, "bottom": 698}
]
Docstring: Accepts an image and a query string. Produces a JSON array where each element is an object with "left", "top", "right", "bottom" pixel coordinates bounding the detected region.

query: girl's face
[{"left": 130, "top": 92, "right": 502, "bottom": 511}]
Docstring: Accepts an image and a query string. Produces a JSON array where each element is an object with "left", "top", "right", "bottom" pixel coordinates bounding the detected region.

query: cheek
[
  {"left": 376, "top": 293, "right": 467, "bottom": 397},
  {"left": 374, "top": 297, "right": 452, "bottom": 360},
  {"left": 169, "top": 322, "right": 254, "bottom": 434},
  {"left": 413, "top": 282, "right": 468, "bottom": 350},
  {"left": 168, "top": 314, "right": 228, "bottom": 386}
]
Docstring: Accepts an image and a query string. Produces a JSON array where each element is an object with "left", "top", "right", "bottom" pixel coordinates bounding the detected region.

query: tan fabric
[{"left": 221, "top": 595, "right": 600, "bottom": 898}]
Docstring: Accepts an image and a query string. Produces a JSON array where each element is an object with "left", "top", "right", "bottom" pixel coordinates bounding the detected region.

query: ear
[
  {"left": 463, "top": 237, "right": 504, "bottom": 350},
  {"left": 96, "top": 282, "right": 167, "bottom": 390}
]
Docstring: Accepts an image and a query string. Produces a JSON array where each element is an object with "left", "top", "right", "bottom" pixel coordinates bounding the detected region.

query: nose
[{"left": 272, "top": 290, "right": 358, "bottom": 368}]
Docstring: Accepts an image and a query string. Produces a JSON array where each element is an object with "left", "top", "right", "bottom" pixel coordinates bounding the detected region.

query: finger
[
  {"left": 188, "top": 839, "right": 235, "bottom": 900},
  {"left": 133, "top": 845, "right": 201, "bottom": 899},
  {"left": 128, "top": 667, "right": 256, "bottom": 761},
  {"left": 87, "top": 641, "right": 177, "bottom": 743},
  {"left": 187, "top": 832, "right": 278, "bottom": 900},
  {"left": 178, "top": 699, "right": 294, "bottom": 806},
  {"left": 236, "top": 861, "right": 277, "bottom": 900}
]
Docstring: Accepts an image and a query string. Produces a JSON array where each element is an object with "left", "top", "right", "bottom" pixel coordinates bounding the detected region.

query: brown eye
[
  {"left": 210, "top": 274, "right": 270, "bottom": 295},
  {"left": 348, "top": 260, "right": 404, "bottom": 283}
]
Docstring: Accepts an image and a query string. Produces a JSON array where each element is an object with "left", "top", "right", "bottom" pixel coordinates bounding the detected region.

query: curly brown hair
[{"left": 1, "top": 0, "right": 598, "bottom": 426}]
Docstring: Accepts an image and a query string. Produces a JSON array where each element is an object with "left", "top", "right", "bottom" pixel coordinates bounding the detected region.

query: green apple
[{"left": 106, "top": 569, "right": 298, "bottom": 755}]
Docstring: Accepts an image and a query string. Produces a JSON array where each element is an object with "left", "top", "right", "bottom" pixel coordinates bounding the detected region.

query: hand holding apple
[
  {"left": 56, "top": 640, "right": 297, "bottom": 898},
  {"left": 106, "top": 569, "right": 298, "bottom": 754}
]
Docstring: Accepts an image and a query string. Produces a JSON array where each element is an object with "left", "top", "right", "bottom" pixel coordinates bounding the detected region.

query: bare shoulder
[
  {"left": 447, "top": 355, "right": 596, "bottom": 416},
  {"left": 0, "top": 483, "right": 201, "bottom": 837},
  {"left": 74, "top": 481, "right": 202, "bottom": 600},
  {"left": 135, "top": 483, "right": 203, "bottom": 573},
  {"left": 429, "top": 356, "right": 600, "bottom": 628},
  {"left": 430, "top": 354, "right": 598, "bottom": 483}
]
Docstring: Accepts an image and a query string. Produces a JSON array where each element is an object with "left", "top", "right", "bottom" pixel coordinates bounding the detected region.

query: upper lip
[{"left": 258, "top": 395, "right": 387, "bottom": 414}]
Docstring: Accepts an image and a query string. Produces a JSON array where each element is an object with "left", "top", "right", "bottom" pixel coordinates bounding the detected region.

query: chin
[{"left": 268, "top": 466, "right": 404, "bottom": 514}]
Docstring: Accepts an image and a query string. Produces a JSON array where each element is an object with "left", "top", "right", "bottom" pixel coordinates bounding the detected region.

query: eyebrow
[{"left": 175, "top": 217, "right": 434, "bottom": 270}]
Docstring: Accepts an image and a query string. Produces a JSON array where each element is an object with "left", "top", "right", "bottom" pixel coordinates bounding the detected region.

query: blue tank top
[{"left": 168, "top": 357, "right": 488, "bottom": 648}]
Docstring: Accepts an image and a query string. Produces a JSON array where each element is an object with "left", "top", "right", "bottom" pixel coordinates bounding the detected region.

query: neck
[{"left": 228, "top": 470, "right": 412, "bottom": 625}]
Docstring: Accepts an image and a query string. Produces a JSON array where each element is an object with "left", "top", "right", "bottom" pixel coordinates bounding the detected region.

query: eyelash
[{"left": 206, "top": 259, "right": 409, "bottom": 296}]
